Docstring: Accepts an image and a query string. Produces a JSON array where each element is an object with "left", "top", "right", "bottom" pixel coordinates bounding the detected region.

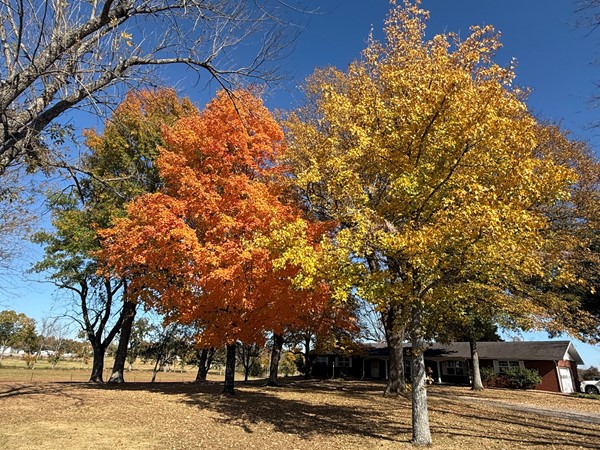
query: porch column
[
  {"left": 361, "top": 358, "right": 365, "bottom": 379},
  {"left": 384, "top": 358, "right": 388, "bottom": 380},
  {"left": 436, "top": 360, "right": 442, "bottom": 383}
]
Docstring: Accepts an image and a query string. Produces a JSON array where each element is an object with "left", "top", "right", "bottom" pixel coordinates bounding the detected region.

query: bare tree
[
  {"left": 0, "top": 0, "right": 307, "bottom": 173},
  {"left": 576, "top": 0, "right": 600, "bottom": 27},
  {"left": 0, "top": 167, "right": 35, "bottom": 288},
  {"left": 237, "top": 341, "right": 262, "bottom": 382}
]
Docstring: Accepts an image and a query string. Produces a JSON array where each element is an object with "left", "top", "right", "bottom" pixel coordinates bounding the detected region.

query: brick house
[{"left": 310, "top": 340, "right": 584, "bottom": 393}]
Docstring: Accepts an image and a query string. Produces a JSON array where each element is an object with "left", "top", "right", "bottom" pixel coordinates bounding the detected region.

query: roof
[{"left": 362, "top": 340, "right": 585, "bottom": 365}]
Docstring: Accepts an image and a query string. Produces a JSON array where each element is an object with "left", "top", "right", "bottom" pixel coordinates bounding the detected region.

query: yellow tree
[
  {"left": 518, "top": 124, "right": 600, "bottom": 340},
  {"left": 284, "top": 1, "right": 575, "bottom": 445}
]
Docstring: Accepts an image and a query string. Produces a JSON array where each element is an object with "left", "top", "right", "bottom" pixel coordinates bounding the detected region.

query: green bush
[
  {"left": 248, "top": 361, "right": 265, "bottom": 378},
  {"left": 479, "top": 367, "right": 497, "bottom": 383},
  {"left": 502, "top": 367, "right": 541, "bottom": 389},
  {"left": 480, "top": 366, "right": 541, "bottom": 389}
]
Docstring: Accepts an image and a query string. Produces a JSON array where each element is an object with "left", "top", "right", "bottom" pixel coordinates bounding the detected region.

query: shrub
[
  {"left": 502, "top": 367, "right": 541, "bottom": 389},
  {"left": 480, "top": 367, "right": 497, "bottom": 383},
  {"left": 482, "top": 370, "right": 511, "bottom": 389},
  {"left": 248, "top": 361, "right": 265, "bottom": 378},
  {"left": 480, "top": 366, "right": 541, "bottom": 389},
  {"left": 22, "top": 353, "right": 38, "bottom": 369}
]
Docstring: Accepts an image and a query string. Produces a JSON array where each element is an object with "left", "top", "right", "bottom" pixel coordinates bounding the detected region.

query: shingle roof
[{"left": 363, "top": 340, "right": 584, "bottom": 365}]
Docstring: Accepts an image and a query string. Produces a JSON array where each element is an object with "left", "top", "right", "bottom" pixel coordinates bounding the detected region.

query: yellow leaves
[
  {"left": 389, "top": 173, "right": 420, "bottom": 198},
  {"left": 120, "top": 31, "right": 133, "bottom": 46},
  {"left": 285, "top": 0, "right": 579, "bottom": 330}
]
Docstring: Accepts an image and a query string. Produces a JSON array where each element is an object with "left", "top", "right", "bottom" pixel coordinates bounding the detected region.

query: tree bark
[
  {"left": 108, "top": 300, "right": 137, "bottom": 383},
  {"left": 223, "top": 343, "right": 236, "bottom": 395},
  {"left": 244, "top": 353, "right": 250, "bottom": 382},
  {"left": 81, "top": 279, "right": 124, "bottom": 383},
  {"left": 0, "top": 2, "right": 302, "bottom": 174},
  {"left": 195, "top": 347, "right": 215, "bottom": 382},
  {"left": 411, "top": 304, "right": 432, "bottom": 446},
  {"left": 303, "top": 335, "right": 312, "bottom": 379},
  {"left": 267, "top": 333, "right": 284, "bottom": 386},
  {"left": 151, "top": 352, "right": 161, "bottom": 383},
  {"left": 383, "top": 304, "right": 406, "bottom": 395},
  {"left": 470, "top": 338, "right": 484, "bottom": 391},
  {"left": 89, "top": 345, "right": 105, "bottom": 383}
]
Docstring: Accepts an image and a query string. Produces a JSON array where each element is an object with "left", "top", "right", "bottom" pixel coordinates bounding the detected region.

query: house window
[
  {"left": 314, "top": 356, "right": 328, "bottom": 364},
  {"left": 494, "top": 360, "right": 524, "bottom": 373},
  {"left": 335, "top": 357, "right": 352, "bottom": 368},
  {"left": 443, "top": 360, "right": 465, "bottom": 376}
]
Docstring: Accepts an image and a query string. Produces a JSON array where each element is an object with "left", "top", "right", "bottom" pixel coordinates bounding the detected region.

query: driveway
[{"left": 455, "top": 395, "right": 600, "bottom": 425}]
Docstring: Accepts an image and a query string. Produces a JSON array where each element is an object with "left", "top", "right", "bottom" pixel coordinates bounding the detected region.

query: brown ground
[{"left": 0, "top": 378, "right": 599, "bottom": 450}]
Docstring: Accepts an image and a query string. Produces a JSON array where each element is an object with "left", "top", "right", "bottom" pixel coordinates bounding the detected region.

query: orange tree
[
  {"left": 99, "top": 90, "right": 330, "bottom": 394},
  {"left": 284, "top": 1, "right": 577, "bottom": 445}
]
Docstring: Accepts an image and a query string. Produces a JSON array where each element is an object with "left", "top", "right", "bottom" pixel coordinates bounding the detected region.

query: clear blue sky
[{"left": 5, "top": 0, "right": 600, "bottom": 367}]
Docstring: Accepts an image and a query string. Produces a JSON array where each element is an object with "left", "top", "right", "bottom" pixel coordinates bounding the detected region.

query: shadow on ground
[
  {"left": 4, "top": 378, "right": 599, "bottom": 448},
  {"left": 80, "top": 378, "right": 410, "bottom": 443},
  {"left": 428, "top": 395, "right": 600, "bottom": 449}
]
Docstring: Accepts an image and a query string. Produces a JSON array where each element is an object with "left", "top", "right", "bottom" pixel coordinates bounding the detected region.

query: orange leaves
[{"left": 99, "top": 89, "right": 329, "bottom": 347}]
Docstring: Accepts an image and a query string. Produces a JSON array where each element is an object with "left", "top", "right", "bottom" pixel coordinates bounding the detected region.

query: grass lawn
[
  {"left": 0, "top": 377, "right": 599, "bottom": 450},
  {"left": 0, "top": 356, "right": 207, "bottom": 383}
]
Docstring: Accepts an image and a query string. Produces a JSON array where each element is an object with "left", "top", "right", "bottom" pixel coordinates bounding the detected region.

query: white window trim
[
  {"left": 335, "top": 356, "right": 352, "bottom": 368},
  {"left": 493, "top": 360, "right": 524, "bottom": 373},
  {"left": 441, "top": 360, "right": 466, "bottom": 376}
]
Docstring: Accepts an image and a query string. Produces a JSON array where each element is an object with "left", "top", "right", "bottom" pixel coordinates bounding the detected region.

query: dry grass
[
  {"left": 0, "top": 367, "right": 202, "bottom": 383},
  {"left": 0, "top": 356, "right": 224, "bottom": 383},
  {"left": 0, "top": 378, "right": 599, "bottom": 450}
]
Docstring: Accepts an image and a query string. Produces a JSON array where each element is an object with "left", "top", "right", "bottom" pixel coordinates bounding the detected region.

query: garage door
[{"left": 558, "top": 367, "right": 574, "bottom": 393}]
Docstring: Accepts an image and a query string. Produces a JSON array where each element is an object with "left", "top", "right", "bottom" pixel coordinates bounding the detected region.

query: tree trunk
[
  {"left": 411, "top": 304, "right": 432, "bottom": 446},
  {"left": 383, "top": 304, "right": 405, "bottom": 395},
  {"left": 108, "top": 300, "right": 137, "bottom": 383},
  {"left": 303, "top": 335, "right": 312, "bottom": 379},
  {"left": 82, "top": 279, "right": 125, "bottom": 384},
  {"left": 267, "top": 333, "right": 284, "bottom": 386},
  {"left": 89, "top": 345, "right": 105, "bottom": 383},
  {"left": 244, "top": 359, "right": 250, "bottom": 382},
  {"left": 151, "top": 345, "right": 164, "bottom": 383},
  {"left": 195, "top": 348, "right": 215, "bottom": 382},
  {"left": 470, "top": 338, "right": 484, "bottom": 391},
  {"left": 223, "top": 343, "right": 236, "bottom": 395}
]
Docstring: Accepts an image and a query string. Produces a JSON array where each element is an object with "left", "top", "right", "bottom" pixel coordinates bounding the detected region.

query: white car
[{"left": 580, "top": 376, "right": 600, "bottom": 395}]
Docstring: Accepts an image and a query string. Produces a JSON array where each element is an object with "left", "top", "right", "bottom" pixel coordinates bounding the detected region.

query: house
[{"left": 310, "top": 340, "right": 584, "bottom": 393}]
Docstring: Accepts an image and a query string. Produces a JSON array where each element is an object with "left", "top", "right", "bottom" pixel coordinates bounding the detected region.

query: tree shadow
[
  {"left": 0, "top": 382, "right": 86, "bottom": 406},
  {"left": 20, "top": 379, "right": 600, "bottom": 448},
  {"left": 80, "top": 378, "right": 411, "bottom": 443},
  {"left": 429, "top": 397, "right": 600, "bottom": 449}
]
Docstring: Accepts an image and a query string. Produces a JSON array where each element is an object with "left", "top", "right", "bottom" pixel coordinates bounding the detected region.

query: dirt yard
[{"left": 1, "top": 378, "right": 599, "bottom": 449}]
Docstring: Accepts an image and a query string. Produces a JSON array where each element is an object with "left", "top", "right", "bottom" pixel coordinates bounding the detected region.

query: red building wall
[
  {"left": 479, "top": 359, "right": 576, "bottom": 393},
  {"left": 522, "top": 360, "right": 560, "bottom": 392}
]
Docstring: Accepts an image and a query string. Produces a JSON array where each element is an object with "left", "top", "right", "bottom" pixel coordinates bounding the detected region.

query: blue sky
[{"left": 5, "top": 0, "right": 600, "bottom": 367}]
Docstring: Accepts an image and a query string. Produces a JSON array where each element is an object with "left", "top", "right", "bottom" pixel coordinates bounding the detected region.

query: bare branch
[{"left": 0, "top": 0, "right": 312, "bottom": 174}]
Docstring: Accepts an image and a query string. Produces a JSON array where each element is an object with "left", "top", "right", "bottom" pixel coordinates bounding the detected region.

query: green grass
[{"left": 570, "top": 392, "right": 600, "bottom": 400}]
